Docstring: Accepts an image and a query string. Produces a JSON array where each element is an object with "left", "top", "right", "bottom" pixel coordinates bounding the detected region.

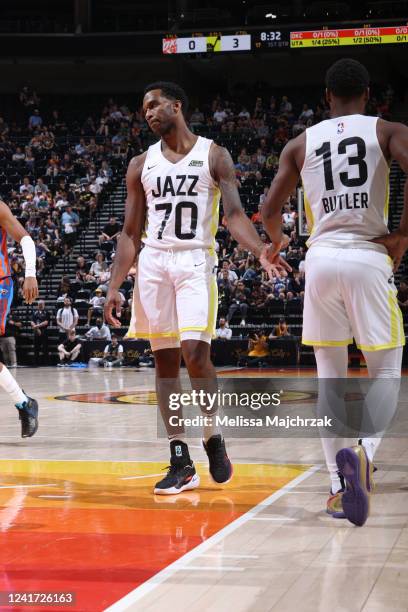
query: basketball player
[
  {"left": 105, "top": 82, "right": 288, "bottom": 495},
  {"left": 0, "top": 201, "right": 39, "bottom": 436},
  {"left": 262, "top": 58, "right": 408, "bottom": 525}
]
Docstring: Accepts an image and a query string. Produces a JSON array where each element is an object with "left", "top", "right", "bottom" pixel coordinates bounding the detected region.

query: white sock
[
  {"left": 360, "top": 437, "right": 379, "bottom": 463},
  {"left": 0, "top": 364, "right": 27, "bottom": 405}
]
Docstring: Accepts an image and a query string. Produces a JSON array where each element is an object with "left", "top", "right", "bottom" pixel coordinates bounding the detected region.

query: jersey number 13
[{"left": 315, "top": 136, "right": 368, "bottom": 190}]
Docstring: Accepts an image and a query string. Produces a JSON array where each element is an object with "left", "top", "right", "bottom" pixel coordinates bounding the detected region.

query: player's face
[{"left": 143, "top": 90, "right": 181, "bottom": 135}]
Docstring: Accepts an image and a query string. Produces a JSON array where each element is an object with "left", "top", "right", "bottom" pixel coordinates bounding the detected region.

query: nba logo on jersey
[{"left": 337, "top": 121, "right": 345, "bottom": 134}]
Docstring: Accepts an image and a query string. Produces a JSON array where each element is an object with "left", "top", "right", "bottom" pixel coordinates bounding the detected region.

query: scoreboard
[
  {"left": 162, "top": 24, "right": 408, "bottom": 54},
  {"left": 163, "top": 34, "right": 251, "bottom": 54},
  {"left": 290, "top": 25, "right": 408, "bottom": 48}
]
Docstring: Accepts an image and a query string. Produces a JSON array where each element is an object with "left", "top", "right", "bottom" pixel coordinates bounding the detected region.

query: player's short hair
[
  {"left": 325, "top": 58, "right": 370, "bottom": 99},
  {"left": 144, "top": 81, "right": 189, "bottom": 115}
]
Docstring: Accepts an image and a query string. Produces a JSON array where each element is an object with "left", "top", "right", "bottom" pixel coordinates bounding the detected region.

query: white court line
[
  {"left": 38, "top": 495, "right": 72, "bottom": 499},
  {"left": 0, "top": 435, "right": 201, "bottom": 448},
  {"left": 177, "top": 566, "right": 245, "bottom": 572},
  {"left": 249, "top": 516, "right": 297, "bottom": 521},
  {"left": 120, "top": 473, "right": 163, "bottom": 481},
  {"left": 104, "top": 464, "right": 320, "bottom": 612},
  {"left": 200, "top": 553, "right": 259, "bottom": 559},
  {"left": 0, "top": 484, "right": 57, "bottom": 490}
]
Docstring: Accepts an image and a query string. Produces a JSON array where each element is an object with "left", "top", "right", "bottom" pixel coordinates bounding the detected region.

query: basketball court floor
[{"left": 0, "top": 366, "right": 407, "bottom": 612}]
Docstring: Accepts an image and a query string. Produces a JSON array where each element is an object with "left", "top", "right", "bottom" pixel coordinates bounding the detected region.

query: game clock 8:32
[{"left": 254, "top": 29, "right": 290, "bottom": 49}]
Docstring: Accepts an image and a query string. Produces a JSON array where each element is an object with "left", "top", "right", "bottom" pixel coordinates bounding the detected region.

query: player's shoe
[
  {"left": 154, "top": 440, "right": 200, "bottom": 495},
  {"left": 203, "top": 435, "right": 233, "bottom": 484},
  {"left": 16, "top": 395, "right": 39, "bottom": 438},
  {"left": 336, "top": 444, "right": 373, "bottom": 526},
  {"left": 326, "top": 473, "right": 345, "bottom": 517}
]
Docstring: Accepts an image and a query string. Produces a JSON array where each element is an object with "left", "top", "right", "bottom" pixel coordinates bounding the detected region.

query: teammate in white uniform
[
  {"left": 105, "top": 82, "right": 288, "bottom": 495},
  {"left": 262, "top": 59, "right": 408, "bottom": 525}
]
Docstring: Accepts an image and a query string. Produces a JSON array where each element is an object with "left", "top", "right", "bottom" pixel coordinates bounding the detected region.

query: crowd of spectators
[{"left": 0, "top": 84, "right": 405, "bottom": 366}]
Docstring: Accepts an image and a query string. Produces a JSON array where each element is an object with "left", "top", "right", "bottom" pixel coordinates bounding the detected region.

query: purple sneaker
[{"left": 336, "top": 445, "right": 373, "bottom": 527}]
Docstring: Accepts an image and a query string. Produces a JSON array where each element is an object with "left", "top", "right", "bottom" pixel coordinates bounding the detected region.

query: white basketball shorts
[
  {"left": 127, "top": 245, "right": 218, "bottom": 351},
  {"left": 302, "top": 246, "right": 405, "bottom": 351}
]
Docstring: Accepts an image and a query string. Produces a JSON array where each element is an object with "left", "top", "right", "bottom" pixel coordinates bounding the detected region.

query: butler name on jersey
[
  {"left": 301, "top": 114, "right": 390, "bottom": 252},
  {"left": 141, "top": 136, "right": 220, "bottom": 251}
]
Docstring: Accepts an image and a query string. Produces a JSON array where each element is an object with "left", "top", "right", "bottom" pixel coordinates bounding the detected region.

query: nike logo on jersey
[
  {"left": 152, "top": 175, "right": 199, "bottom": 198},
  {"left": 147, "top": 164, "right": 157, "bottom": 170}
]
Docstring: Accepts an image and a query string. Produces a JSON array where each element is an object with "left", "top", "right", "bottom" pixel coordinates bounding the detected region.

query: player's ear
[
  {"left": 173, "top": 99, "right": 182, "bottom": 115},
  {"left": 325, "top": 88, "right": 331, "bottom": 105},
  {"left": 364, "top": 87, "right": 370, "bottom": 103}
]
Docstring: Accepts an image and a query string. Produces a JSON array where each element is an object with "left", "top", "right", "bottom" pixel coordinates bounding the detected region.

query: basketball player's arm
[
  {"left": 372, "top": 121, "right": 408, "bottom": 270},
  {"left": 105, "top": 154, "right": 147, "bottom": 326},
  {"left": 0, "top": 201, "right": 38, "bottom": 304},
  {"left": 211, "top": 145, "right": 290, "bottom": 277},
  {"left": 262, "top": 138, "right": 301, "bottom": 258}
]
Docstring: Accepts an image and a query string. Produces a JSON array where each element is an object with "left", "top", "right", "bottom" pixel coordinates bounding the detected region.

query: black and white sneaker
[
  {"left": 154, "top": 440, "right": 200, "bottom": 495},
  {"left": 203, "top": 435, "right": 233, "bottom": 484},
  {"left": 16, "top": 396, "right": 39, "bottom": 438}
]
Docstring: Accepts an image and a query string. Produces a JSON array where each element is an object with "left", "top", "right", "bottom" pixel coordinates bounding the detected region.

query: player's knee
[{"left": 183, "top": 348, "right": 210, "bottom": 375}]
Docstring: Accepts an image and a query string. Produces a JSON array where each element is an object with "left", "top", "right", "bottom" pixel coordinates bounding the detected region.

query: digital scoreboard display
[
  {"left": 162, "top": 25, "right": 408, "bottom": 54},
  {"left": 163, "top": 34, "right": 251, "bottom": 54},
  {"left": 291, "top": 25, "right": 408, "bottom": 48}
]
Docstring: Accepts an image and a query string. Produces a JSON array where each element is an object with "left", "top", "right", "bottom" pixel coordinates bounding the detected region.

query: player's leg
[
  {"left": 174, "top": 249, "right": 232, "bottom": 485},
  {"left": 359, "top": 346, "right": 403, "bottom": 462},
  {"left": 314, "top": 346, "right": 349, "bottom": 501},
  {"left": 335, "top": 250, "right": 405, "bottom": 526},
  {"left": 0, "top": 278, "right": 38, "bottom": 437},
  {"left": 134, "top": 247, "right": 200, "bottom": 495},
  {"left": 153, "top": 342, "right": 200, "bottom": 495},
  {"left": 302, "top": 248, "right": 353, "bottom": 514}
]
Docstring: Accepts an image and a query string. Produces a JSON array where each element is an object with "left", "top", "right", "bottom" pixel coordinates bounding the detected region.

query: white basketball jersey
[
  {"left": 141, "top": 136, "right": 220, "bottom": 251},
  {"left": 301, "top": 115, "right": 389, "bottom": 251}
]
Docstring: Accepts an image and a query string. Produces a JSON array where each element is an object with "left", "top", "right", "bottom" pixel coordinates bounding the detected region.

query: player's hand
[
  {"left": 104, "top": 290, "right": 122, "bottom": 328},
  {"left": 259, "top": 240, "right": 292, "bottom": 279},
  {"left": 371, "top": 230, "right": 408, "bottom": 271},
  {"left": 23, "top": 277, "right": 38, "bottom": 304}
]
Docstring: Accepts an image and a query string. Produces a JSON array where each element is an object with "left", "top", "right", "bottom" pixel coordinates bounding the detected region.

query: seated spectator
[
  {"left": 218, "top": 260, "right": 238, "bottom": 283},
  {"left": 139, "top": 348, "right": 155, "bottom": 368},
  {"left": 227, "top": 281, "right": 250, "bottom": 326},
  {"left": 101, "top": 334, "right": 124, "bottom": 368},
  {"left": 76, "top": 256, "right": 91, "bottom": 284},
  {"left": 89, "top": 252, "right": 107, "bottom": 282},
  {"left": 269, "top": 317, "right": 291, "bottom": 339},
  {"left": 57, "top": 329, "right": 82, "bottom": 367},
  {"left": 85, "top": 317, "right": 111, "bottom": 341},
  {"left": 12, "top": 147, "right": 25, "bottom": 162},
  {"left": 239, "top": 330, "right": 270, "bottom": 367},
  {"left": 28, "top": 109, "right": 43, "bottom": 131},
  {"left": 56, "top": 297, "right": 79, "bottom": 340},
  {"left": 282, "top": 204, "right": 296, "bottom": 231},
  {"left": 190, "top": 107, "right": 205, "bottom": 128},
  {"left": 87, "top": 288, "right": 106, "bottom": 325},
  {"left": 288, "top": 270, "right": 305, "bottom": 296},
  {"left": 19, "top": 176, "right": 34, "bottom": 196},
  {"left": 216, "top": 317, "right": 232, "bottom": 340},
  {"left": 98, "top": 216, "right": 121, "bottom": 250}
]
